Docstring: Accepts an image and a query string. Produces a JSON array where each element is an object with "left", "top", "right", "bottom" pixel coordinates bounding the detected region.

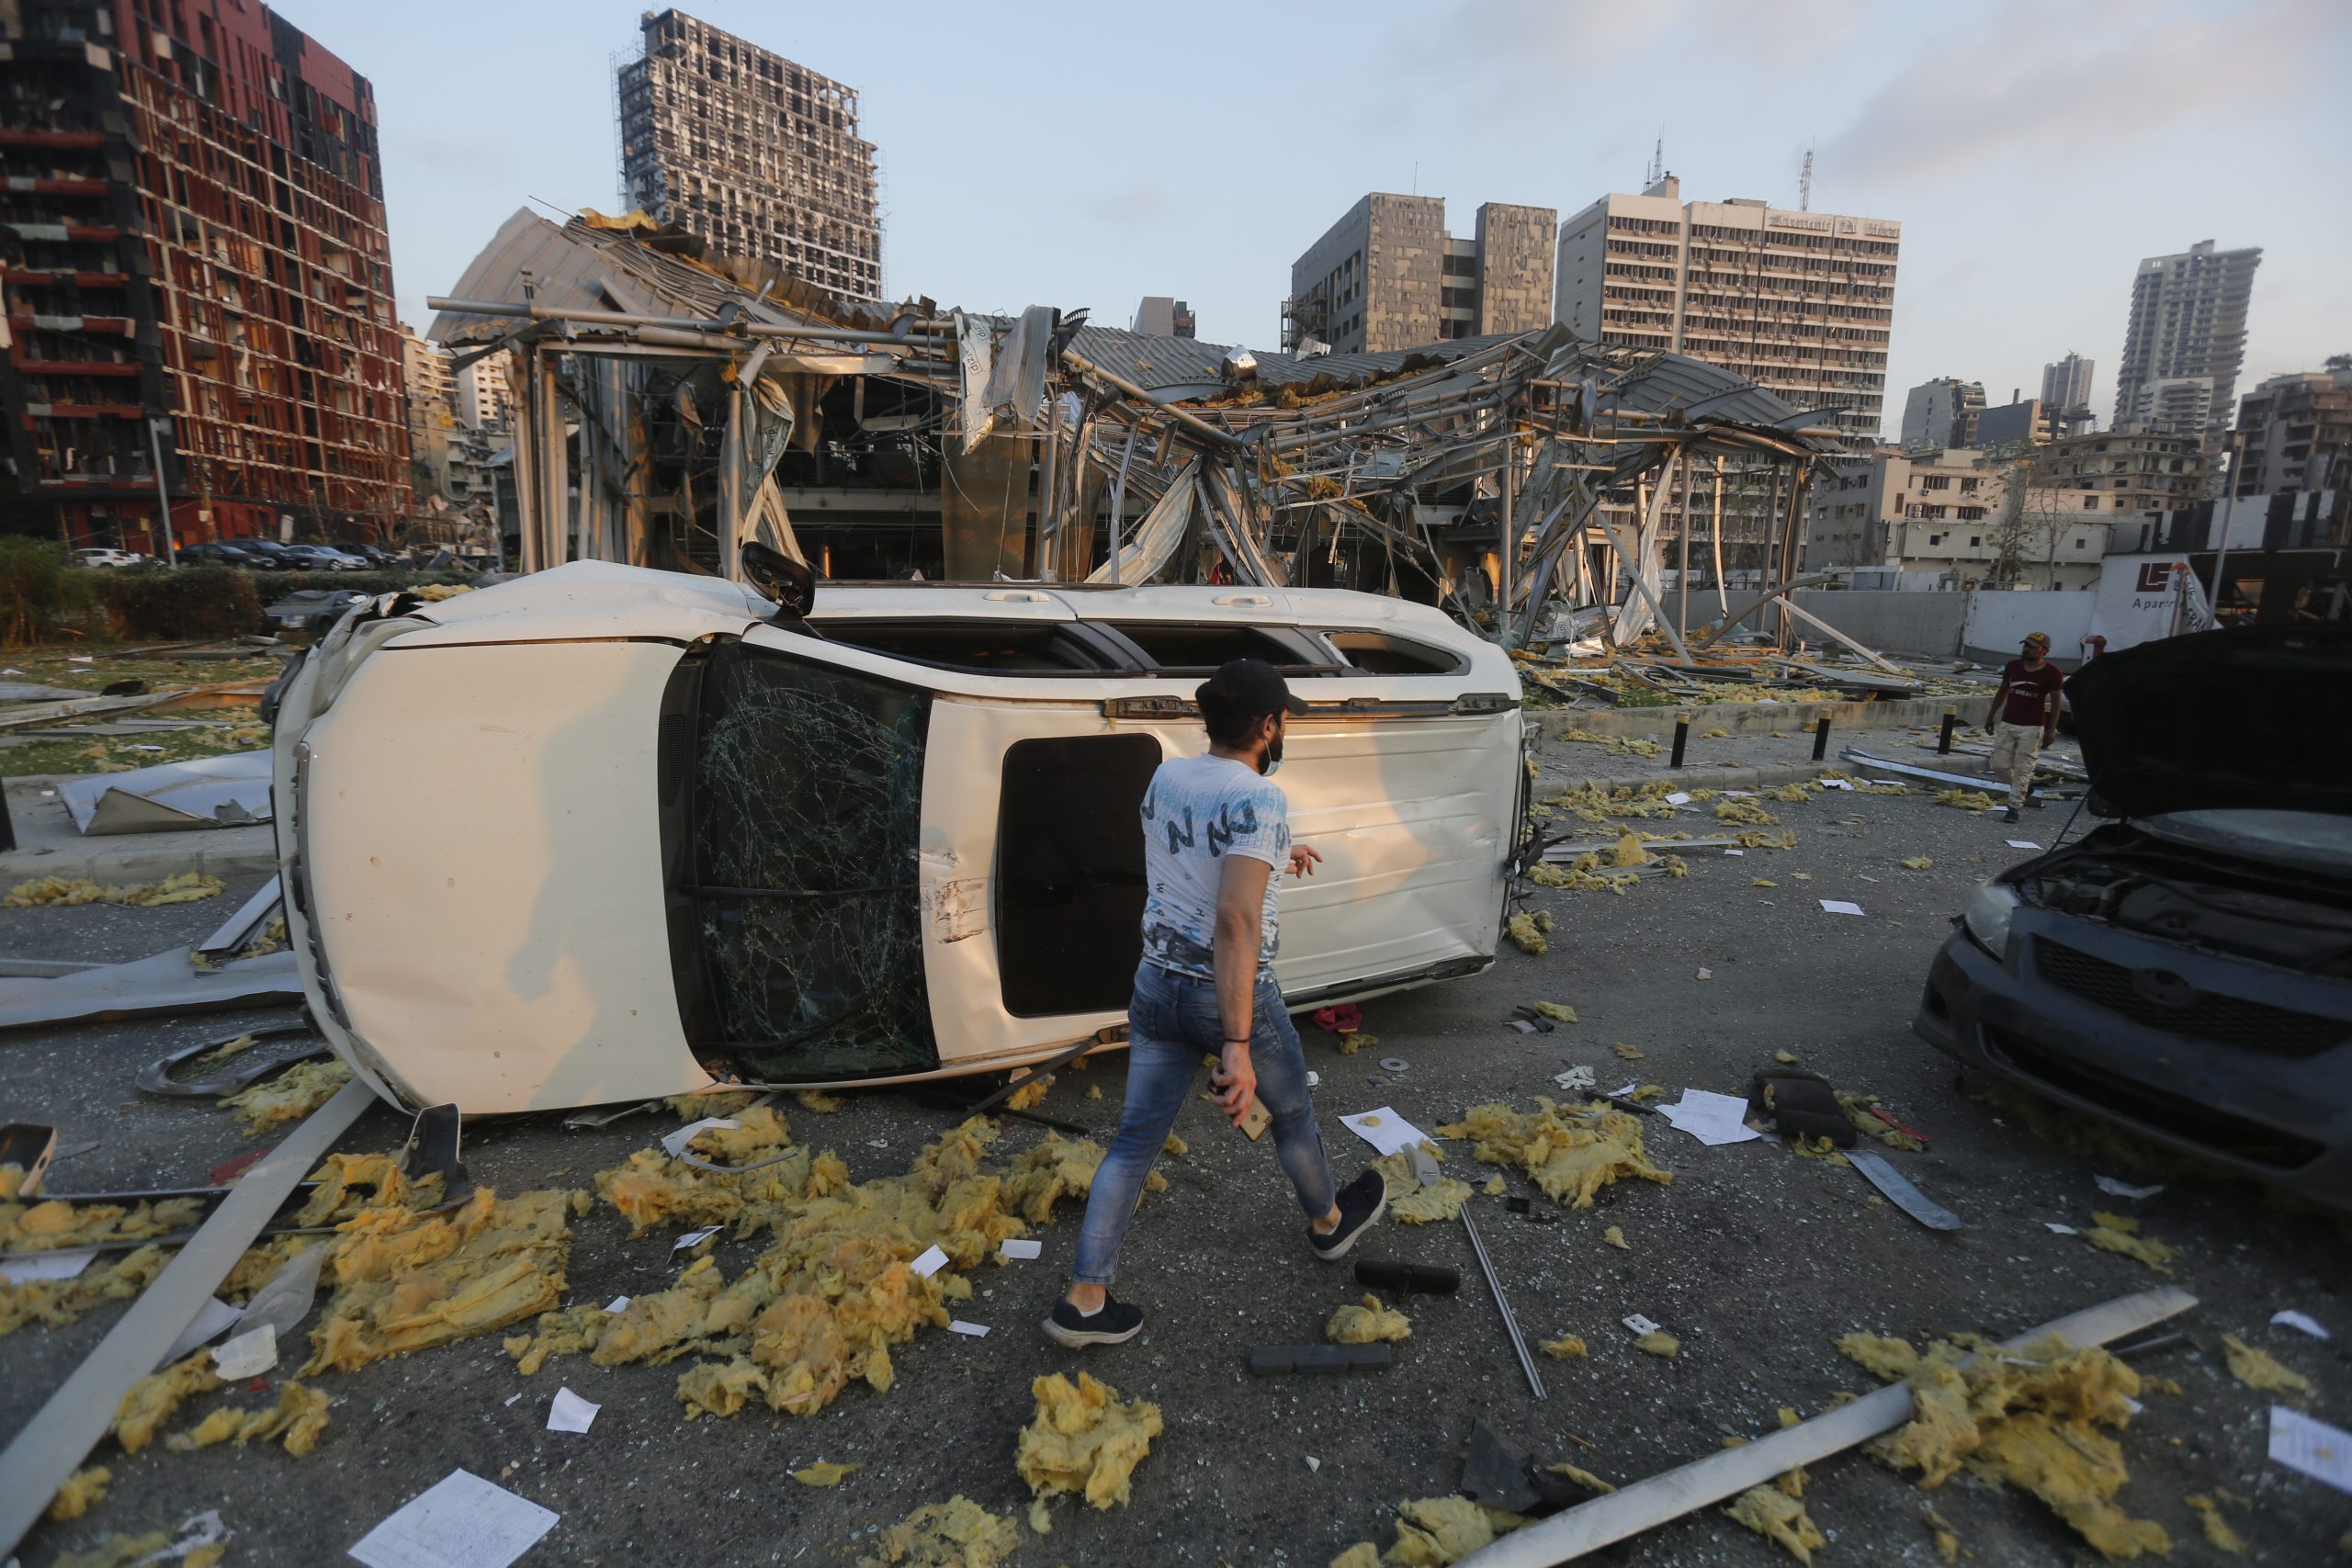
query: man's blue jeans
[{"left": 1070, "top": 962, "right": 1338, "bottom": 1286}]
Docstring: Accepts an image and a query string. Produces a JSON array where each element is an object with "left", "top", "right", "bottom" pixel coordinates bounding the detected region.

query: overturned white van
[{"left": 272, "top": 562, "right": 1525, "bottom": 1114}]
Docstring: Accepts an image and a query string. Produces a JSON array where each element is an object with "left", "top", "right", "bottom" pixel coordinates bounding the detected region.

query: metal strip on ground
[
  {"left": 0, "top": 1076, "right": 377, "bottom": 1559},
  {"left": 1451, "top": 1286, "right": 2197, "bottom": 1567},
  {"left": 1849, "top": 1150, "right": 1963, "bottom": 1230}
]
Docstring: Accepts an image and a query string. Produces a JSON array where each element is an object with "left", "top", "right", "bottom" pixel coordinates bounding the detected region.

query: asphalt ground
[{"left": 1, "top": 740, "right": 2345, "bottom": 1568}]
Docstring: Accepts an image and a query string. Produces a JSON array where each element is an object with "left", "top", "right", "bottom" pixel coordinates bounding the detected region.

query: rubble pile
[
  {"left": 1437, "top": 1099, "right": 1673, "bottom": 1209},
  {"left": 1014, "top": 1371, "right": 1163, "bottom": 1509},
  {"left": 1329, "top": 1495, "right": 1530, "bottom": 1567}
]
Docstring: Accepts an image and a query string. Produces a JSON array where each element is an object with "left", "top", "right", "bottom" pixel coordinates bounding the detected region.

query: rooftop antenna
[
  {"left": 1646, "top": 135, "right": 1663, "bottom": 187},
  {"left": 1799, "top": 143, "right": 1814, "bottom": 211}
]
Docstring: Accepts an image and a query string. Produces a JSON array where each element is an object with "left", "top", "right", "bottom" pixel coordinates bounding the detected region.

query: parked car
[
  {"left": 279, "top": 544, "right": 368, "bottom": 571},
  {"left": 177, "top": 541, "right": 261, "bottom": 567},
  {"left": 1914, "top": 624, "right": 2352, "bottom": 1213},
  {"left": 71, "top": 548, "right": 141, "bottom": 569},
  {"left": 271, "top": 560, "right": 1527, "bottom": 1115},
  {"left": 232, "top": 539, "right": 297, "bottom": 570}
]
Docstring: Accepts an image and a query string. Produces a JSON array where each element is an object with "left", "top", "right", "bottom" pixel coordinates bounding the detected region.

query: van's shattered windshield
[{"left": 690, "top": 642, "right": 937, "bottom": 1080}]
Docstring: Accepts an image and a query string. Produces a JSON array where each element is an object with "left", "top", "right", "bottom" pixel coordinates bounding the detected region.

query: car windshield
[{"left": 684, "top": 640, "right": 936, "bottom": 1081}]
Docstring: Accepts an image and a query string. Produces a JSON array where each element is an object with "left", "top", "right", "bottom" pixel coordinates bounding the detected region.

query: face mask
[{"left": 1260, "top": 728, "right": 1285, "bottom": 776}]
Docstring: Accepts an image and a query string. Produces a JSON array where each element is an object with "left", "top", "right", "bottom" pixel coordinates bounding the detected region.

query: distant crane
[{"left": 1799, "top": 143, "right": 1814, "bottom": 211}]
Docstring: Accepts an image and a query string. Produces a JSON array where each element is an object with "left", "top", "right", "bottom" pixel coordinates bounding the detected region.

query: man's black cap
[{"left": 1196, "top": 658, "right": 1307, "bottom": 722}]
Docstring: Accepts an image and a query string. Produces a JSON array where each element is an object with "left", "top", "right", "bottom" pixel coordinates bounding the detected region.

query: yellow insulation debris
[
  {"left": 52, "top": 1532, "right": 173, "bottom": 1568},
  {"left": 1842, "top": 1331, "right": 2168, "bottom": 1559},
  {"left": 1327, "top": 1293, "right": 1411, "bottom": 1344},
  {"left": 1935, "top": 787, "right": 1997, "bottom": 811},
  {"left": 1003, "top": 1076, "right": 1052, "bottom": 1111},
  {"left": 1724, "top": 1485, "right": 1826, "bottom": 1564},
  {"left": 2221, "top": 1333, "right": 2311, "bottom": 1397},
  {"left": 1713, "top": 798, "right": 1780, "bottom": 826},
  {"left": 794, "top": 1089, "right": 845, "bottom": 1113},
  {"left": 2186, "top": 1495, "right": 2245, "bottom": 1555},
  {"left": 3, "top": 871, "right": 222, "bottom": 907},
  {"left": 1838, "top": 1092, "right": 1928, "bottom": 1152},
  {"left": 48, "top": 1464, "right": 109, "bottom": 1522},
  {"left": 1506, "top": 912, "right": 1550, "bottom": 954},
  {"left": 2081, "top": 1218, "right": 2177, "bottom": 1273},
  {"left": 1014, "top": 1371, "right": 1162, "bottom": 1509},
  {"left": 1366, "top": 1152, "right": 1473, "bottom": 1225},
  {"left": 306, "top": 1186, "right": 585, "bottom": 1374},
  {"left": 1162, "top": 1133, "right": 1188, "bottom": 1157},
  {"left": 792, "top": 1461, "right": 859, "bottom": 1486},
  {"left": 1602, "top": 1226, "right": 1629, "bottom": 1250},
  {"left": 1437, "top": 1099, "right": 1672, "bottom": 1210},
  {"left": 1350, "top": 1495, "right": 1530, "bottom": 1567},
  {"left": 221, "top": 1057, "right": 354, "bottom": 1136},
  {"left": 1923, "top": 1504, "right": 1962, "bottom": 1561},
  {"left": 856, "top": 1496, "right": 1021, "bottom": 1568},
  {"left": 668, "top": 1089, "right": 761, "bottom": 1120},
  {"left": 1901, "top": 856, "right": 1935, "bottom": 871},
  {"left": 1482, "top": 1174, "right": 1505, "bottom": 1196},
  {"left": 1, "top": 1244, "right": 178, "bottom": 1339},
  {"left": 113, "top": 1351, "right": 221, "bottom": 1453},
  {"left": 1635, "top": 1331, "right": 1679, "bottom": 1359},
  {"left": 164, "top": 1379, "right": 331, "bottom": 1456},
  {"left": 1539, "top": 1334, "right": 1588, "bottom": 1359},
  {"left": 1544, "top": 1461, "right": 1614, "bottom": 1494},
  {"left": 1534, "top": 1000, "right": 1577, "bottom": 1023}
]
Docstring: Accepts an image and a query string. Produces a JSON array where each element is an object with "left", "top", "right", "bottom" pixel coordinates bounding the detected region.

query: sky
[{"left": 309, "top": 0, "right": 2352, "bottom": 440}]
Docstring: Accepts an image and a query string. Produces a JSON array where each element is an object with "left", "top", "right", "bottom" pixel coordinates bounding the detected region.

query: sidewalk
[{"left": 0, "top": 777, "right": 277, "bottom": 885}]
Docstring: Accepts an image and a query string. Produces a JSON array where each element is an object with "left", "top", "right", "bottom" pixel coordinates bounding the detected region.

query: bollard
[
  {"left": 1938, "top": 706, "right": 1958, "bottom": 755},
  {"left": 1669, "top": 712, "right": 1689, "bottom": 770},
  {"left": 0, "top": 779, "right": 12, "bottom": 854},
  {"left": 1812, "top": 715, "right": 1831, "bottom": 761}
]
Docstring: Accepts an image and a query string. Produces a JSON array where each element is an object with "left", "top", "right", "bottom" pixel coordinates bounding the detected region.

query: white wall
[{"left": 1963, "top": 589, "right": 2096, "bottom": 662}]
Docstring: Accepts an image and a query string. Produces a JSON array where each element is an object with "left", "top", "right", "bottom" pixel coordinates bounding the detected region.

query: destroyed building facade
[
  {"left": 616, "top": 8, "right": 881, "bottom": 302},
  {"left": 0, "top": 0, "right": 410, "bottom": 548},
  {"left": 1283, "top": 194, "right": 1557, "bottom": 354},
  {"left": 2116, "top": 238, "right": 2260, "bottom": 453}
]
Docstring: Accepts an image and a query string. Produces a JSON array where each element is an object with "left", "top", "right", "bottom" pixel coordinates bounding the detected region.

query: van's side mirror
[{"left": 742, "top": 541, "right": 816, "bottom": 620}]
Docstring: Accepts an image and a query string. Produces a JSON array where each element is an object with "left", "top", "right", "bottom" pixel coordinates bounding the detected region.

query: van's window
[
  {"left": 1321, "top": 630, "right": 1467, "bottom": 675},
  {"left": 807, "top": 620, "right": 1115, "bottom": 674},
  {"left": 1109, "top": 623, "right": 1328, "bottom": 673},
  {"left": 688, "top": 641, "right": 937, "bottom": 1080},
  {"left": 997, "top": 734, "right": 1160, "bottom": 1016}
]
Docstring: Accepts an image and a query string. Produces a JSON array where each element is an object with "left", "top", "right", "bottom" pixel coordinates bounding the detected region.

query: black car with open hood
[{"left": 1913, "top": 624, "right": 2352, "bottom": 1214}]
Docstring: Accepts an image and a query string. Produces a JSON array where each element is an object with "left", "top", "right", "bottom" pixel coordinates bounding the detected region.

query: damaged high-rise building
[
  {"left": 616, "top": 8, "right": 881, "bottom": 301},
  {"left": 0, "top": 0, "right": 410, "bottom": 550},
  {"left": 1282, "top": 195, "right": 1556, "bottom": 355}
]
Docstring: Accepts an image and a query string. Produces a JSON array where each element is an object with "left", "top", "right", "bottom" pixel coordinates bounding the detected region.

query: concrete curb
[
  {"left": 1532, "top": 693, "right": 1992, "bottom": 740},
  {"left": 1537, "top": 759, "right": 1840, "bottom": 796},
  {"left": 0, "top": 780, "right": 277, "bottom": 886}
]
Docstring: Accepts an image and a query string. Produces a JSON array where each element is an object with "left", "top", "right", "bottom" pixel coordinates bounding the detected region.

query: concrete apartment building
[
  {"left": 2041, "top": 351, "right": 2095, "bottom": 412},
  {"left": 454, "top": 353, "right": 513, "bottom": 432},
  {"left": 2231, "top": 360, "right": 2352, "bottom": 499},
  {"left": 616, "top": 9, "right": 880, "bottom": 300},
  {"left": 1553, "top": 174, "right": 1900, "bottom": 441},
  {"left": 1804, "top": 448, "right": 2116, "bottom": 590},
  {"left": 2030, "top": 429, "right": 2209, "bottom": 513},
  {"left": 2114, "top": 239, "right": 2260, "bottom": 448},
  {"left": 0, "top": 0, "right": 410, "bottom": 550},
  {"left": 1131, "top": 297, "right": 1196, "bottom": 339},
  {"left": 1975, "top": 397, "right": 2062, "bottom": 450},
  {"left": 401, "top": 325, "right": 454, "bottom": 491},
  {"left": 1282, "top": 194, "right": 1555, "bottom": 354},
  {"left": 1900, "top": 378, "right": 1984, "bottom": 450}
]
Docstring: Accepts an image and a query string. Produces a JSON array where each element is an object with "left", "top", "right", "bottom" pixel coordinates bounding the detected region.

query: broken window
[
  {"left": 996, "top": 735, "right": 1161, "bottom": 1017},
  {"left": 685, "top": 640, "right": 936, "bottom": 1081},
  {"left": 808, "top": 620, "right": 1119, "bottom": 675},
  {"left": 1107, "top": 623, "right": 1329, "bottom": 674}
]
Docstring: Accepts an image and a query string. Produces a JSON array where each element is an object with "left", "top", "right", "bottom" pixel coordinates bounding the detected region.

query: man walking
[
  {"left": 1044, "top": 658, "right": 1386, "bottom": 1348},
  {"left": 1984, "top": 631, "right": 2064, "bottom": 825}
]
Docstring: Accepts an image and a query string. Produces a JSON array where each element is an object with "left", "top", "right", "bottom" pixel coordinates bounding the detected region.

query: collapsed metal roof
[{"left": 427, "top": 210, "right": 1853, "bottom": 656}]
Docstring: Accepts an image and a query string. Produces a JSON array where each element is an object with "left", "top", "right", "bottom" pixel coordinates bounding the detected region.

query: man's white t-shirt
[{"left": 1136, "top": 752, "right": 1289, "bottom": 983}]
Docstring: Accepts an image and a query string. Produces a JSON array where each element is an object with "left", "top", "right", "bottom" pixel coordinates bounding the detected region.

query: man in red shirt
[{"left": 1984, "top": 631, "right": 2064, "bottom": 823}]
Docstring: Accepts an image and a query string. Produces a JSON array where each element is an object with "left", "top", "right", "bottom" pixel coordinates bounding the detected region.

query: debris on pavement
[
  {"left": 1602, "top": 1226, "right": 1630, "bottom": 1251},
  {"left": 1933, "top": 787, "right": 1996, "bottom": 811},
  {"left": 790, "top": 1461, "right": 859, "bottom": 1486},
  {"left": 1327, "top": 1293, "right": 1411, "bottom": 1344},
  {"left": 2267, "top": 1405, "right": 2352, "bottom": 1494},
  {"left": 1724, "top": 1483, "right": 1826, "bottom": 1563},
  {"left": 2222, "top": 1333, "right": 2312, "bottom": 1398},
  {"left": 1634, "top": 1331, "right": 1679, "bottom": 1359},
  {"left": 46, "top": 1464, "right": 109, "bottom": 1522},
  {"left": 1014, "top": 1371, "right": 1162, "bottom": 1509},
  {"left": 1329, "top": 1495, "right": 1530, "bottom": 1568},
  {"left": 162, "top": 1379, "right": 331, "bottom": 1455},
  {"left": 2270, "top": 1309, "right": 2328, "bottom": 1339},
  {"left": 3, "top": 872, "right": 223, "bottom": 908},
  {"left": 1837, "top": 1328, "right": 2168, "bottom": 1557},
  {"left": 1438, "top": 1099, "right": 1672, "bottom": 1209},
  {"left": 1544, "top": 1461, "right": 1615, "bottom": 1495},
  {"left": 2079, "top": 1212, "right": 2178, "bottom": 1273},
  {"left": 1505, "top": 911, "right": 1553, "bottom": 954},
  {"left": 1539, "top": 1333, "right": 1588, "bottom": 1359},
  {"left": 2185, "top": 1493, "right": 2246, "bottom": 1554},
  {"left": 1532, "top": 1001, "right": 1577, "bottom": 1023},
  {"left": 347, "top": 1469, "right": 558, "bottom": 1568},
  {"left": 220, "top": 1058, "right": 355, "bottom": 1136}
]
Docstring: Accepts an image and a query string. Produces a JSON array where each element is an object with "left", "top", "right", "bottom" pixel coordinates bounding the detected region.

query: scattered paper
[
  {"left": 348, "top": 1469, "right": 560, "bottom": 1568},
  {"left": 547, "top": 1387, "right": 599, "bottom": 1434},
  {"left": 0, "top": 1247, "right": 97, "bottom": 1284},
  {"left": 1656, "top": 1089, "right": 1763, "bottom": 1146},
  {"left": 160, "top": 1293, "right": 244, "bottom": 1363},
  {"left": 1306, "top": 1456, "right": 1320, "bottom": 1473},
  {"left": 1724, "top": 849, "right": 1744, "bottom": 856},
  {"left": 2268, "top": 1405, "right": 2352, "bottom": 1495},
  {"left": 1623, "top": 1314, "right": 1661, "bottom": 1336},
  {"left": 660, "top": 1117, "right": 739, "bottom": 1157},
  {"left": 1306, "top": 1070, "right": 1320, "bottom": 1088},
  {"left": 999, "top": 1239, "right": 1043, "bottom": 1261},
  {"left": 1664, "top": 792, "right": 1691, "bottom": 806},
  {"left": 2271, "top": 1310, "right": 2330, "bottom": 1341},
  {"left": 1609, "top": 1081, "right": 1638, "bottom": 1099},
  {"left": 67, "top": 655, "right": 93, "bottom": 663},
  {"left": 910, "top": 1245, "right": 950, "bottom": 1279},
  {"left": 671, "top": 1225, "right": 720, "bottom": 1253},
  {"left": 2006, "top": 839, "right": 2043, "bottom": 850},
  {"left": 604, "top": 1296, "right": 630, "bottom": 1313},
  {"left": 1866, "top": 779, "right": 1904, "bottom": 787},
  {"left": 2094, "top": 1175, "right": 2163, "bottom": 1200},
  {"left": 1340, "top": 1107, "right": 1432, "bottom": 1157},
  {"left": 1820, "top": 778, "right": 1853, "bottom": 791},
  {"left": 1724, "top": 790, "right": 1756, "bottom": 798},
  {"left": 1818, "top": 899, "right": 1866, "bottom": 917},
  {"left": 947, "top": 1320, "right": 990, "bottom": 1337},
  {"left": 210, "top": 1322, "right": 277, "bottom": 1379},
  {"left": 1695, "top": 967, "right": 1713, "bottom": 981},
  {"left": 2045, "top": 1223, "right": 2078, "bottom": 1235}
]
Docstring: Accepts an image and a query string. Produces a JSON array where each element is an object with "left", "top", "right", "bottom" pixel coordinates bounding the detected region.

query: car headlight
[{"left": 1962, "top": 881, "right": 2022, "bottom": 959}]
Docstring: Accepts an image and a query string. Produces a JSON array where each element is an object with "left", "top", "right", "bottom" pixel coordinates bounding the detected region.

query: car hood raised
[{"left": 2070, "top": 623, "right": 2352, "bottom": 818}]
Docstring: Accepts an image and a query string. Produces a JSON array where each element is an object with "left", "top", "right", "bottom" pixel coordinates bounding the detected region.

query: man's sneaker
[
  {"left": 2003, "top": 806, "right": 2021, "bottom": 824},
  {"left": 1309, "top": 1170, "right": 1388, "bottom": 1261},
  {"left": 1043, "top": 1292, "right": 1144, "bottom": 1348}
]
